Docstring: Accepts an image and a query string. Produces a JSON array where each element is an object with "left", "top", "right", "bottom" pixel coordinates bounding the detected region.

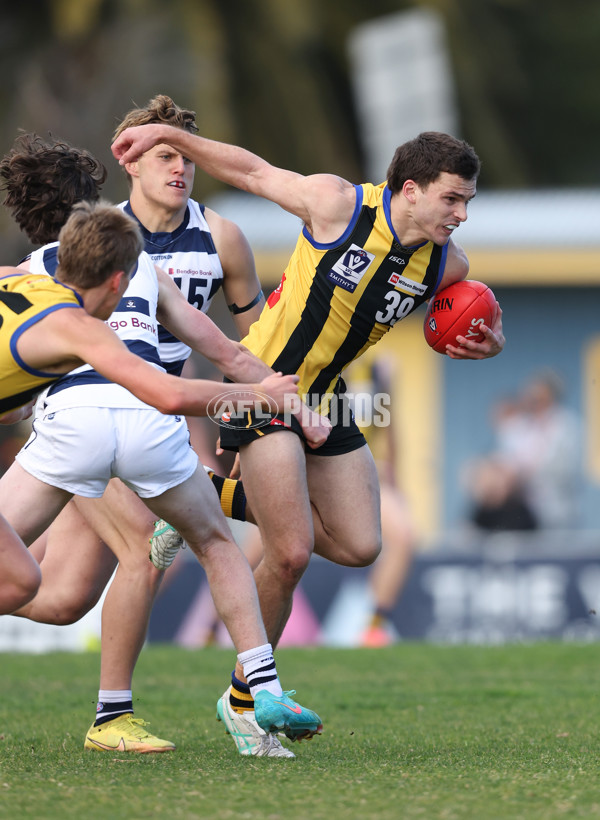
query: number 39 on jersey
[{"left": 375, "top": 290, "right": 415, "bottom": 326}]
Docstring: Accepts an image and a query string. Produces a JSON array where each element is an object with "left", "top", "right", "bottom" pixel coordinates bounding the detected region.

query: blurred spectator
[
  {"left": 494, "top": 370, "right": 582, "bottom": 529},
  {"left": 464, "top": 454, "right": 538, "bottom": 532},
  {"left": 464, "top": 370, "right": 582, "bottom": 533}
]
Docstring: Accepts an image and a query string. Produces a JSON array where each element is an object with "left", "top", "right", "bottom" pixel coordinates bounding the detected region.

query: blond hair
[
  {"left": 112, "top": 95, "right": 198, "bottom": 186},
  {"left": 113, "top": 94, "right": 198, "bottom": 141}
]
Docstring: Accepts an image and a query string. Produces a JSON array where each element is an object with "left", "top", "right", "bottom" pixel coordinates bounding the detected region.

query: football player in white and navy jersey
[
  {"left": 114, "top": 97, "right": 265, "bottom": 365},
  {"left": 122, "top": 197, "right": 227, "bottom": 375}
]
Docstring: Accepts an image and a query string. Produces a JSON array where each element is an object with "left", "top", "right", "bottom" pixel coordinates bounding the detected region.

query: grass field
[{"left": 1, "top": 643, "right": 600, "bottom": 819}]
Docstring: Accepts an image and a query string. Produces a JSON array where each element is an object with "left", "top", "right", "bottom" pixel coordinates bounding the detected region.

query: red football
[{"left": 423, "top": 280, "right": 497, "bottom": 354}]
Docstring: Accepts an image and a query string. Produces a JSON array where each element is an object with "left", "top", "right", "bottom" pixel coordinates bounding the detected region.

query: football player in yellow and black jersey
[
  {"left": 0, "top": 202, "right": 144, "bottom": 614},
  {"left": 113, "top": 125, "right": 505, "bottom": 718}
]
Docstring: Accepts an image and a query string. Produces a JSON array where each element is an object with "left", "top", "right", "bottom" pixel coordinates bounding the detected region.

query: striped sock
[
  {"left": 237, "top": 643, "right": 283, "bottom": 699},
  {"left": 229, "top": 673, "right": 254, "bottom": 713},
  {"left": 208, "top": 470, "right": 247, "bottom": 521},
  {"left": 94, "top": 689, "right": 133, "bottom": 726}
]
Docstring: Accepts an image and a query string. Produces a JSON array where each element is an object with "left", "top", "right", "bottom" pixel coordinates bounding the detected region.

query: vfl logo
[
  {"left": 345, "top": 249, "right": 371, "bottom": 271},
  {"left": 328, "top": 244, "right": 375, "bottom": 293}
]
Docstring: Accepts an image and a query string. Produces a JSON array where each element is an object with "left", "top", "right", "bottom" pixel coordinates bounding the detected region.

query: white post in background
[{"left": 347, "top": 7, "right": 459, "bottom": 183}]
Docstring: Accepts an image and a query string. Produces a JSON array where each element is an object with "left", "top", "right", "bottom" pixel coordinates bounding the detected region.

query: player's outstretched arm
[
  {"left": 16, "top": 307, "right": 299, "bottom": 417},
  {"left": 112, "top": 124, "right": 356, "bottom": 239},
  {"left": 112, "top": 123, "right": 302, "bottom": 211}
]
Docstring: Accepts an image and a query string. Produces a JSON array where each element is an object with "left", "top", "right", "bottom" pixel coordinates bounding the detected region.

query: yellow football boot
[{"left": 84, "top": 715, "right": 175, "bottom": 753}]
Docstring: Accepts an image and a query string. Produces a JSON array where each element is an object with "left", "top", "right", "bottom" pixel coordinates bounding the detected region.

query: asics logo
[{"left": 274, "top": 701, "right": 302, "bottom": 714}]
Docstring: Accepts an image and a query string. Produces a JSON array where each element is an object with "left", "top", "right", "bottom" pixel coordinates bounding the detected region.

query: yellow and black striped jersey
[
  {"left": 0, "top": 271, "right": 83, "bottom": 416},
  {"left": 243, "top": 182, "right": 447, "bottom": 411}
]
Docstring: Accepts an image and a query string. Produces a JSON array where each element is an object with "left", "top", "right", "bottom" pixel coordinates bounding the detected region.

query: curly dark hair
[{"left": 0, "top": 132, "right": 107, "bottom": 245}]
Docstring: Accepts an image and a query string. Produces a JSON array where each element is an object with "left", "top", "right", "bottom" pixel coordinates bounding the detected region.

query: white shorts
[{"left": 16, "top": 406, "right": 199, "bottom": 498}]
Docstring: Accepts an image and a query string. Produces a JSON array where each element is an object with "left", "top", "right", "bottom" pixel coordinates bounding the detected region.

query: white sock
[
  {"left": 237, "top": 643, "right": 283, "bottom": 698},
  {"left": 98, "top": 689, "right": 133, "bottom": 702}
]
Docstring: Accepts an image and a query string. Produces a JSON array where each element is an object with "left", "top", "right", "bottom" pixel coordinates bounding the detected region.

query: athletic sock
[
  {"left": 237, "top": 643, "right": 283, "bottom": 699},
  {"left": 208, "top": 470, "right": 247, "bottom": 521},
  {"left": 94, "top": 689, "right": 133, "bottom": 726},
  {"left": 229, "top": 672, "right": 254, "bottom": 713}
]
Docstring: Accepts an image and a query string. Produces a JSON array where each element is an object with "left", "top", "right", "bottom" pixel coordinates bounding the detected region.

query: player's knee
[
  {"left": 0, "top": 564, "right": 42, "bottom": 615},
  {"left": 44, "top": 587, "right": 102, "bottom": 625},
  {"left": 49, "top": 599, "right": 91, "bottom": 625},
  {"left": 338, "top": 535, "right": 382, "bottom": 568},
  {"left": 118, "top": 552, "right": 163, "bottom": 593},
  {"left": 354, "top": 538, "right": 382, "bottom": 567},
  {"left": 266, "top": 542, "right": 312, "bottom": 588},
  {"left": 277, "top": 558, "right": 309, "bottom": 590}
]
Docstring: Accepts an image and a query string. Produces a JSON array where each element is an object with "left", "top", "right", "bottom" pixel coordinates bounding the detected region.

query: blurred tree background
[{"left": 1, "top": 0, "right": 598, "bottom": 262}]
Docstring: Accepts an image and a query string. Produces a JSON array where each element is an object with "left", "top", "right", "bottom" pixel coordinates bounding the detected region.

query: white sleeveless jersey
[
  {"left": 28, "top": 245, "right": 163, "bottom": 411},
  {"left": 119, "top": 199, "right": 225, "bottom": 375}
]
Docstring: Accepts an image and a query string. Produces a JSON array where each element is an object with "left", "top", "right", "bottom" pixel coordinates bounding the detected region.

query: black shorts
[{"left": 218, "top": 407, "right": 366, "bottom": 457}]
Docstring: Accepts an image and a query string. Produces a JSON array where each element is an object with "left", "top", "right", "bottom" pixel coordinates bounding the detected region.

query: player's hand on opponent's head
[
  {"left": 112, "top": 125, "right": 165, "bottom": 165},
  {"left": 445, "top": 304, "right": 505, "bottom": 360}
]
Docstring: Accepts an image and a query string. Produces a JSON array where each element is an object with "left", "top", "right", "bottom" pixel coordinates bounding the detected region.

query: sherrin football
[{"left": 423, "top": 280, "right": 497, "bottom": 354}]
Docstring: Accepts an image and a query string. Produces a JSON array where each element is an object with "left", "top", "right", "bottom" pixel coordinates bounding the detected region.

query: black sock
[
  {"left": 94, "top": 700, "right": 134, "bottom": 727},
  {"left": 209, "top": 471, "right": 247, "bottom": 521},
  {"left": 229, "top": 672, "right": 254, "bottom": 712}
]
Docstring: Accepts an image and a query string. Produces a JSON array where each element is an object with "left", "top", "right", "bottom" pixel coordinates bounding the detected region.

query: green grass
[{"left": 1, "top": 644, "right": 600, "bottom": 819}]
